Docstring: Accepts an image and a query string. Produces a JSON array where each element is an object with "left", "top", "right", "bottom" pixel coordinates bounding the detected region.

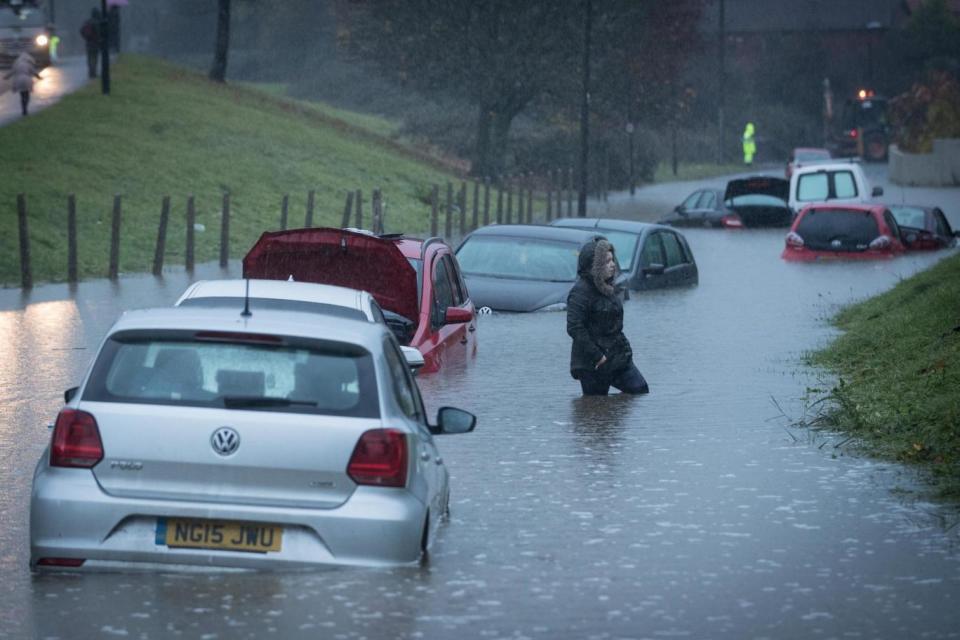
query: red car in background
[
  {"left": 243, "top": 228, "right": 476, "bottom": 373},
  {"left": 889, "top": 204, "right": 959, "bottom": 251},
  {"left": 781, "top": 204, "right": 906, "bottom": 262},
  {"left": 785, "top": 147, "right": 831, "bottom": 179}
]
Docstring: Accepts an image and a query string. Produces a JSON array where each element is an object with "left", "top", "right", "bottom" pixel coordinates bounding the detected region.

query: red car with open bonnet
[{"left": 244, "top": 228, "right": 476, "bottom": 373}]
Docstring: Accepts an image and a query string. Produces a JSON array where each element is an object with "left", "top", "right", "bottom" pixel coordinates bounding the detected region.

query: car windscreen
[
  {"left": 594, "top": 230, "right": 639, "bottom": 270},
  {"left": 0, "top": 9, "right": 45, "bottom": 27},
  {"left": 889, "top": 206, "right": 927, "bottom": 230},
  {"left": 456, "top": 236, "right": 580, "bottom": 282},
  {"left": 796, "top": 209, "right": 879, "bottom": 251},
  {"left": 178, "top": 297, "right": 368, "bottom": 321},
  {"left": 83, "top": 331, "right": 379, "bottom": 418}
]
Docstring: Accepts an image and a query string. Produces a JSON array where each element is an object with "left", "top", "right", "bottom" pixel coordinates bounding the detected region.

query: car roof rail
[{"left": 419, "top": 236, "right": 445, "bottom": 262}]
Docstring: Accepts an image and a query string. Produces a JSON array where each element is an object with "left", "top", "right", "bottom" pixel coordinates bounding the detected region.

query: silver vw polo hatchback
[{"left": 30, "top": 306, "right": 475, "bottom": 570}]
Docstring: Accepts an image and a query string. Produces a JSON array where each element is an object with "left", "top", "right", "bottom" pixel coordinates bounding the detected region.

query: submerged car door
[
  {"left": 660, "top": 230, "right": 697, "bottom": 287},
  {"left": 637, "top": 232, "right": 668, "bottom": 290},
  {"left": 428, "top": 254, "right": 468, "bottom": 368},
  {"left": 383, "top": 340, "right": 441, "bottom": 513},
  {"left": 695, "top": 191, "right": 718, "bottom": 226},
  {"left": 672, "top": 191, "right": 703, "bottom": 226}
]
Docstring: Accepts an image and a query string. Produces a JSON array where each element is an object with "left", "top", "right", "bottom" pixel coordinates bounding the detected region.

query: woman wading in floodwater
[{"left": 567, "top": 237, "right": 649, "bottom": 396}]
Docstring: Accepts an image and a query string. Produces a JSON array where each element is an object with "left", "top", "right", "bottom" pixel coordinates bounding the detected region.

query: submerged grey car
[{"left": 30, "top": 307, "right": 475, "bottom": 571}]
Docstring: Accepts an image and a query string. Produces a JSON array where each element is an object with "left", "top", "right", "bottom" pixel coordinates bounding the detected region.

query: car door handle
[
  {"left": 435, "top": 457, "right": 443, "bottom": 465},
  {"left": 420, "top": 451, "right": 431, "bottom": 462},
  {"left": 468, "top": 325, "right": 476, "bottom": 332}
]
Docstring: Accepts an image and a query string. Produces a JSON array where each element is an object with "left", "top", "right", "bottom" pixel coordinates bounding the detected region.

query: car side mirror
[
  {"left": 676, "top": 206, "right": 687, "bottom": 216},
  {"left": 444, "top": 307, "right": 472, "bottom": 324},
  {"left": 431, "top": 406, "right": 476, "bottom": 435},
  {"left": 872, "top": 186, "right": 884, "bottom": 197},
  {"left": 64, "top": 386, "right": 78, "bottom": 403},
  {"left": 643, "top": 263, "right": 665, "bottom": 276},
  {"left": 400, "top": 346, "right": 425, "bottom": 374}
]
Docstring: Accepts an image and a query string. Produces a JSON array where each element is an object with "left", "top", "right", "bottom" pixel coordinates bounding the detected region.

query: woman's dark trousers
[
  {"left": 579, "top": 362, "right": 649, "bottom": 396},
  {"left": 19, "top": 91, "right": 29, "bottom": 115}
]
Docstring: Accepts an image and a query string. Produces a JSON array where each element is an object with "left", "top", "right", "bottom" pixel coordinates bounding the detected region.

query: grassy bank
[
  {"left": 809, "top": 253, "right": 960, "bottom": 498},
  {"left": 0, "top": 55, "right": 458, "bottom": 286}
]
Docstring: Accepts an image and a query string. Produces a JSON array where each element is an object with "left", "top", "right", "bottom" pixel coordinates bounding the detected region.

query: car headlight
[
  {"left": 35, "top": 34, "right": 49, "bottom": 47},
  {"left": 537, "top": 302, "right": 567, "bottom": 312}
]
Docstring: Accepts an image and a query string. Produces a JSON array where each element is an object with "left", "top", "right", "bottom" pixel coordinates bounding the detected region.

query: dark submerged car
[
  {"left": 660, "top": 176, "right": 792, "bottom": 229},
  {"left": 455, "top": 225, "right": 618, "bottom": 312},
  {"left": 549, "top": 218, "right": 698, "bottom": 291},
  {"left": 889, "top": 205, "right": 958, "bottom": 251}
]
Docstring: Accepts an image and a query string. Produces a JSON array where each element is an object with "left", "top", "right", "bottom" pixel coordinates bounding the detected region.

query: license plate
[{"left": 156, "top": 518, "right": 282, "bottom": 553}]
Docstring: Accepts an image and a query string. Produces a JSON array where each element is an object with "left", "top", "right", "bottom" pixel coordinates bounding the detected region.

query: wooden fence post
[
  {"left": 483, "top": 177, "right": 490, "bottom": 226},
  {"left": 458, "top": 181, "right": 467, "bottom": 237},
  {"left": 505, "top": 180, "right": 513, "bottom": 224},
  {"left": 496, "top": 180, "right": 503, "bottom": 224},
  {"left": 546, "top": 171, "right": 553, "bottom": 222},
  {"left": 445, "top": 181, "right": 453, "bottom": 239},
  {"left": 556, "top": 168, "right": 563, "bottom": 218},
  {"left": 152, "top": 196, "right": 170, "bottom": 276},
  {"left": 471, "top": 180, "right": 479, "bottom": 231},
  {"left": 17, "top": 194, "right": 31, "bottom": 289},
  {"left": 527, "top": 173, "right": 534, "bottom": 224},
  {"left": 354, "top": 189, "right": 363, "bottom": 228},
  {"left": 341, "top": 191, "right": 354, "bottom": 228},
  {"left": 430, "top": 184, "right": 439, "bottom": 237},
  {"left": 67, "top": 194, "right": 78, "bottom": 283},
  {"left": 567, "top": 167, "right": 574, "bottom": 216},
  {"left": 304, "top": 189, "right": 315, "bottom": 228},
  {"left": 219, "top": 192, "right": 230, "bottom": 268},
  {"left": 280, "top": 194, "right": 289, "bottom": 230},
  {"left": 185, "top": 195, "right": 195, "bottom": 273},
  {"left": 108, "top": 194, "right": 122, "bottom": 280},
  {"left": 516, "top": 176, "right": 525, "bottom": 224},
  {"left": 372, "top": 188, "right": 383, "bottom": 234}
]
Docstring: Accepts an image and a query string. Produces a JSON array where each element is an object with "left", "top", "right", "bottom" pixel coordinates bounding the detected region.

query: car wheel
[{"left": 420, "top": 512, "right": 431, "bottom": 556}]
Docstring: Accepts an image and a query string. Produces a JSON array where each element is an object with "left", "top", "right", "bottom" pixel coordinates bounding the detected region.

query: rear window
[
  {"left": 796, "top": 209, "right": 879, "bottom": 251},
  {"left": 796, "top": 171, "right": 859, "bottom": 202},
  {"left": 178, "top": 297, "right": 367, "bottom": 321},
  {"left": 83, "top": 331, "right": 379, "bottom": 418},
  {"left": 595, "top": 230, "right": 639, "bottom": 270}
]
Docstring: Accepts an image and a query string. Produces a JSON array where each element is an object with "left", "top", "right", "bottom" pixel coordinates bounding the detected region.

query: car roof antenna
[{"left": 241, "top": 278, "right": 252, "bottom": 317}]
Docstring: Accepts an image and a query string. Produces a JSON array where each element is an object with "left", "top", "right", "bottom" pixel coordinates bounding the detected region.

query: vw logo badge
[
  {"left": 831, "top": 239, "right": 842, "bottom": 248},
  {"left": 478, "top": 306, "right": 493, "bottom": 315},
  {"left": 211, "top": 427, "right": 240, "bottom": 456}
]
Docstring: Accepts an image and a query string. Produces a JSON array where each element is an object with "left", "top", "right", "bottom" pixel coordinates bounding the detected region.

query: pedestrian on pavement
[
  {"left": 80, "top": 8, "right": 101, "bottom": 79},
  {"left": 3, "top": 53, "right": 42, "bottom": 117},
  {"left": 742, "top": 122, "right": 756, "bottom": 166},
  {"left": 566, "top": 237, "right": 649, "bottom": 396},
  {"left": 47, "top": 24, "right": 60, "bottom": 63}
]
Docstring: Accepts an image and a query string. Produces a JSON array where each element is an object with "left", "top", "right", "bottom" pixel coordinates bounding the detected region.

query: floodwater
[{"left": 1, "top": 230, "right": 959, "bottom": 639}]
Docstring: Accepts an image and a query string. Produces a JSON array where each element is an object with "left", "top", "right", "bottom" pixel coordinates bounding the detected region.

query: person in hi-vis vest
[{"left": 742, "top": 122, "right": 756, "bottom": 165}]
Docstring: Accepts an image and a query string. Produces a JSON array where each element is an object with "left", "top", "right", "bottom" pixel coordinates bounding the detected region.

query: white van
[{"left": 788, "top": 161, "right": 883, "bottom": 212}]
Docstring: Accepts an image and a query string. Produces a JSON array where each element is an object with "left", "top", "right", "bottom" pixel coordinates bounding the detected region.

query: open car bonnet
[
  {"left": 724, "top": 176, "right": 789, "bottom": 202},
  {"left": 243, "top": 228, "right": 419, "bottom": 324}
]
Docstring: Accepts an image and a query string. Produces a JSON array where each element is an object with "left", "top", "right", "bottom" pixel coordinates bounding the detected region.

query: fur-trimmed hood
[{"left": 577, "top": 237, "right": 618, "bottom": 297}]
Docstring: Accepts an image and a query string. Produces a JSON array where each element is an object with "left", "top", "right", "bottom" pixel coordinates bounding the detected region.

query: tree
[{"left": 209, "top": 0, "right": 231, "bottom": 82}]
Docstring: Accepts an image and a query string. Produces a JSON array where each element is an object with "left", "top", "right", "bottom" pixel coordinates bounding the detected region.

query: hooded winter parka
[{"left": 566, "top": 238, "right": 632, "bottom": 380}]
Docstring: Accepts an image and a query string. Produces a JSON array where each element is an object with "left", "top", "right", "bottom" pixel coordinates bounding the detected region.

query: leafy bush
[{"left": 889, "top": 71, "right": 960, "bottom": 153}]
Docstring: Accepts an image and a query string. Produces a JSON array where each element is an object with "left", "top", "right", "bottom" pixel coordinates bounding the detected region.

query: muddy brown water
[{"left": 1, "top": 230, "right": 959, "bottom": 640}]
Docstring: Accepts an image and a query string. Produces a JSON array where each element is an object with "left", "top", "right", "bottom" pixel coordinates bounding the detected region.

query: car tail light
[
  {"left": 50, "top": 409, "right": 103, "bottom": 468},
  {"left": 37, "top": 557, "right": 86, "bottom": 567},
  {"left": 347, "top": 429, "right": 408, "bottom": 488},
  {"left": 848, "top": 129, "right": 858, "bottom": 138},
  {"left": 721, "top": 214, "right": 743, "bottom": 228},
  {"left": 785, "top": 232, "right": 804, "bottom": 248},
  {"left": 869, "top": 235, "right": 892, "bottom": 250}
]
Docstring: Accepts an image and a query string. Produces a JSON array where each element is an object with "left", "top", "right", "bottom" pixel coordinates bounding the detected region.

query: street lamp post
[
  {"left": 577, "top": 0, "right": 593, "bottom": 217},
  {"left": 626, "top": 122, "right": 635, "bottom": 196}
]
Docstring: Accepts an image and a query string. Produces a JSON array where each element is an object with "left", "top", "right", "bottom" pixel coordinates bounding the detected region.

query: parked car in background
[
  {"left": 174, "top": 279, "right": 425, "bottom": 372},
  {"left": 888, "top": 205, "right": 958, "bottom": 251},
  {"left": 455, "top": 225, "right": 614, "bottom": 312},
  {"left": 30, "top": 307, "right": 476, "bottom": 571},
  {"left": 785, "top": 147, "right": 831, "bottom": 179},
  {"left": 781, "top": 204, "right": 905, "bottom": 262},
  {"left": 788, "top": 161, "right": 883, "bottom": 212},
  {"left": 242, "top": 228, "right": 475, "bottom": 374},
  {"left": 549, "top": 218, "right": 698, "bottom": 291},
  {"left": 660, "top": 176, "right": 792, "bottom": 228}
]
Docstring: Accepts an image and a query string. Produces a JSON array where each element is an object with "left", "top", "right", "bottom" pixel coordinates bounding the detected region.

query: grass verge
[
  {"left": 808, "top": 252, "right": 960, "bottom": 498},
  {"left": 0, "top": 55, "right": 461, "bottom": 286}
]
